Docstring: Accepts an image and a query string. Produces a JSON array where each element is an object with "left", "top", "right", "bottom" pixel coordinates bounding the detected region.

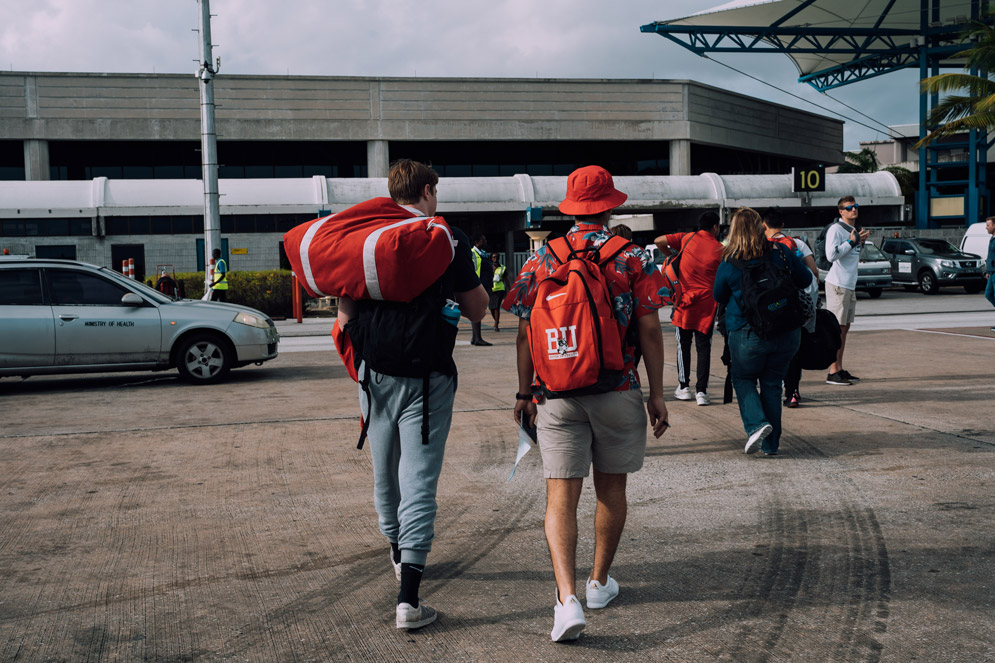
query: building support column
[
  {"left": 23, "top": 139, "right": 50, "bottom": 181},
  {"left": 505, "top": 228, "right": 516, "bottom": 272},
  {"left": 367, "top": 140, "right": 389, "bottom": 178},
  {"left": 669, "top": 139, "right": 691, "bottom": 176}
]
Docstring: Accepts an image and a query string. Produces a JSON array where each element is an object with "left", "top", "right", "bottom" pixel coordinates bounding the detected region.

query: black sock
[
  {"left": 390, "top": 542, "right": 400, "bottom": 565},
  {"left": 398, "top": 563, "right": 424, "bottom": 607}
]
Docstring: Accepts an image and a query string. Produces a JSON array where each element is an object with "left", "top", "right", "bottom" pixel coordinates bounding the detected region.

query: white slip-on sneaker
[
  {"left": 551, "top": 593, "right": 586, "bottom": 642},
  {"left": 390, "top": 551, "right": 401, "bottom": 581},
  {"left": 745, "top": 423, "right": 773, "bottom": 454},
  {"left": 396, "top": 601, "right": 438, "bottom": 629},
  {"left": 674, "top": 386, "right": 693, "bottom": 401},
  {"left": 695, "top": 391, "right": 710, "bottom": 406},
  {"left": 585, "top": 575, "right": 619, "bottom": 609}
]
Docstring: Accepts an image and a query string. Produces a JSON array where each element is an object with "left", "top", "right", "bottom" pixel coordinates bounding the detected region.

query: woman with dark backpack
[{"left": 713, "top": 208, "right": 812, "bottom": 456}]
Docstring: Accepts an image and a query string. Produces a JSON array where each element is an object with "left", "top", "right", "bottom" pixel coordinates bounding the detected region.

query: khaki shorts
[
  {"left": 826, "top": 283, "right": 857, "bottom": 325},
  {"left": 536, "top": 387, "right": 647, "bottom": 478}
]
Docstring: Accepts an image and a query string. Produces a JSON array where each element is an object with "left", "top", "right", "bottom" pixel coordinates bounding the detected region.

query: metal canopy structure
[{"left": 641, "top": 0, "right": 992, "bottom": 228}]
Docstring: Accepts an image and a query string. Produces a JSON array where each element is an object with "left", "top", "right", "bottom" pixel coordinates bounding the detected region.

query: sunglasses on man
[{"left": 840, "top": 203, "right": 859, "bottom": 211}]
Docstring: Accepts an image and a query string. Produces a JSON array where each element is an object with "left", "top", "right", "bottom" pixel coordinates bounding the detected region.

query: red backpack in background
[
  {"left": 282, "top": 197, "right": 456, "bottom": 302},
  {"left": 528, "top": 235, "right": 631, "bottom": 398}
]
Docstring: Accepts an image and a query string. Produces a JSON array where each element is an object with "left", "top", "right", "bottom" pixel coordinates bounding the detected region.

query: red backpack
[
  {"left": 528, "top": 235, "right": 631, "bottom": 398},
  {"left": 283, "top": 197, "right": 455, "bottom": 302}
]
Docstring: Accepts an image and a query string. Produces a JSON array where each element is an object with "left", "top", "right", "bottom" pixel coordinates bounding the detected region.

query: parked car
[
  {"left": 0, "top": 258, "right": 279, "bottom": 383},
  {"left": 816, "top": 241, "right": 893, "bottom": 298},
  {"left": 879, "top": 238, "right": 985, "bottom": 294}
]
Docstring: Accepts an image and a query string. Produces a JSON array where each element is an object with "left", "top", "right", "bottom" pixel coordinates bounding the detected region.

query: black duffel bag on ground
[{"left": 798, "top": 308, "right": 842, "bottom": 371}]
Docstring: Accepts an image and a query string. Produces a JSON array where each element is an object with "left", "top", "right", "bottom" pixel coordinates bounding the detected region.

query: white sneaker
[
  {"left": 695, "top": 391, "right": 710, "bottom": 406},
  {"left": 586, "top": 575, "right": 619, "bottom": 609},
  {"left": 390, "top": 551, "right": 401, "bottom": 581},
  {"left": 396, "top": 601, "right": 438, "bottom": 629},
  {"left": 551, "top": 593, "right": 586, "bottom": 642},
  {"left": 745, "top": 423, "right": 773, "bottom": 454},
  {"left": 674, "top": 386, "right": 693, "bottom": 401}
]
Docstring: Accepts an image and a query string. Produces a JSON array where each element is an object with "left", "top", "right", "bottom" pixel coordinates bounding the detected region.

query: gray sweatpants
[{"left": 358, "top": 363, "right": 455, "bottom": 566}]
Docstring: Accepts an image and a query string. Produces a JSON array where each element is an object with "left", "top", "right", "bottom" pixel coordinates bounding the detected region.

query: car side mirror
[{"left": 121, "top": 293, "right": 144, "bottom": 306}]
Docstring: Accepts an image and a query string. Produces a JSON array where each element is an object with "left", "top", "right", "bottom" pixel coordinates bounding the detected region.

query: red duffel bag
[{"left": 283, "top": 197, "right": 456, "bottom": 302}]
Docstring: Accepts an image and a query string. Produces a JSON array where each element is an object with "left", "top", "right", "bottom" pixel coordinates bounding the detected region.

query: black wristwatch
[{"left": 515, "top": 392, "right": 533, "bottom": 401}]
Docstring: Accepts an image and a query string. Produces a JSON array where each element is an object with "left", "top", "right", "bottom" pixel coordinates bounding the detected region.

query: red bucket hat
[{"left": 558, "top": 165, "right": 628, "bottom": 216}]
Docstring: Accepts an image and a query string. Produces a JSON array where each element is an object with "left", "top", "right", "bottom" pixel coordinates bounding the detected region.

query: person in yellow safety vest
[
  {"left": 470, "top": 233, "right": 493, "bottom": 346},
  {"left": 210, "top": 248, "right": 229, "bottom": 302},
  {"left": 489, "top": 251, "right": 509, "bottom": 332}
]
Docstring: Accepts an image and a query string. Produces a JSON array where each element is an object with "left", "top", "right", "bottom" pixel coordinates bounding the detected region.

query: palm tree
[
  {"left": 836, "top": 148, "right": 915, "bottom": 204},
  {"left": 916, "top": 18, "right": 995, "bottom": 147},
  {"left": 836, "top": 147, "right": 879, "bottom": 173}
]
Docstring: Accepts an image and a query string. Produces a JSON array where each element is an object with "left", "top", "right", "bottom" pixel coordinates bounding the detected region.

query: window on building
[
  {"left": 0, "top": 218, "right": 91, "bottom": 237},
  {"left": 0, "top": 141, "right": 24, "bottom": 181},
  {"left": 35, "top": 245, "right": 77, "bottom": 260}
]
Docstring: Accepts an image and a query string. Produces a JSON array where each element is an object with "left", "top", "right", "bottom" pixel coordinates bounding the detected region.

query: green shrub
[{"left": 174, "top": 269, "right": 304, "bottom": 318}]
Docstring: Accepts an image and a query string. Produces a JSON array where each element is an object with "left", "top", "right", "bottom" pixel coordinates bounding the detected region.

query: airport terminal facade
[{"left": 0, "top": 71, "right": 882, "bottom": 278}]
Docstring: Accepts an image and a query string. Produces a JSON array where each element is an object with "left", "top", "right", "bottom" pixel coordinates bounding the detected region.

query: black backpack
[
  {"left": 344, "top": 272, "right": 458, "bottom": 449},
  {"left": 729, "top": 243, "right": 805, "bottom": 339},
  {"left": 798, "top": 308, "right": 842, "bottom": 370}
]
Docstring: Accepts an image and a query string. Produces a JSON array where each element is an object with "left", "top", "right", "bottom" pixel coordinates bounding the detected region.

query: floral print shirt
[{"left": 502, "top": 223, "right": 668, "bottom": 390}]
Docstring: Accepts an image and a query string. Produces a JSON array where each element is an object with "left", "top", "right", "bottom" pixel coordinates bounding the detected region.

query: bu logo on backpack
[
  {"left": 528, "top": 235, "right": 630, "bottom": 398},
  {"left": 730, "top": 243, "right": 804, "bottom": 339}
]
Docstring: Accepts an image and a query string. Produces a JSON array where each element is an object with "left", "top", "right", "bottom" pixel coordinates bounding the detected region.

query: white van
[{"left": 960, "top": 222, "right": 990, "bottom": 259}]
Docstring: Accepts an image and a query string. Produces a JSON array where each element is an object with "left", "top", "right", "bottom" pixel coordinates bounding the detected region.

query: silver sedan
[{"left": 0, "top": 258, "right": 279, "bottom": 384}]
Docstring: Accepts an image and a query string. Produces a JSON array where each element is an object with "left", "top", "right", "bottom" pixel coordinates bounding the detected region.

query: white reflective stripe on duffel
[
  {"left": 298, "top": 214, "right": 335, "bottom": 297},
  {"left": 362, "top": 217, "right": 456, "bottom": 300}
]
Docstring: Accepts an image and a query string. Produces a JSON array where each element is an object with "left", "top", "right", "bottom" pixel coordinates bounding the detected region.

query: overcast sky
[{"left": 0, "top": 0, "right": 924, "bottom": 150}]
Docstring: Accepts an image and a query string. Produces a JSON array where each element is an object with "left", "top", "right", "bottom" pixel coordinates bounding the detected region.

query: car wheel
[
  {"left": 964, "top": 283, "right": 984, "bottom": 294},
  {"left": 176, "top": 333, "right": 232, "bottom": 384},
  {"left": 867, "top": 288, "right": 883, "bottom": 299},
  {"left": 918, "top": 271, "right": 939, "bottom": 295}
]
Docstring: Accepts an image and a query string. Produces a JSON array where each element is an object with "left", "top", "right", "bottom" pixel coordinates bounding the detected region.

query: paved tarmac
[{"left": 1, "top": 297, "right": 993, "bottom": 662}]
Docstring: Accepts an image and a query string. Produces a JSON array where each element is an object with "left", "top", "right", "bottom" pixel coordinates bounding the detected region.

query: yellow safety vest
[
  {"left": 492, "top": 264, "right": 507, "bottom": 292},
  {"left": 212, "top": 258, "right": 229, "bottom": 290},
  {"left": 472, "top": 248, "right": 484, "bottom": 277}
]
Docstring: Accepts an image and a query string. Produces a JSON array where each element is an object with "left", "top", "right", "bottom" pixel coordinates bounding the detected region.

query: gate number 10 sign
[{"left": 792, "top": 165, "right": 826, "bottom": 192}]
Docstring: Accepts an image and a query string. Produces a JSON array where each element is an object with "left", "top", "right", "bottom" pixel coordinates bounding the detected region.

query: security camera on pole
[{"left": 197, "top": 0, "right": 221, "bottom": 296}]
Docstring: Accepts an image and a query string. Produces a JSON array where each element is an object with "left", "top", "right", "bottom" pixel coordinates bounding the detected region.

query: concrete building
[{"left": 0, "top": 71, "right": 870, "bottom": 277}]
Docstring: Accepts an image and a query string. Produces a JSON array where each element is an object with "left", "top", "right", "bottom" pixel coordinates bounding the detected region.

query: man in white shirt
[{"left": 824, "top": 196, "right": 870, "bottom": 386}]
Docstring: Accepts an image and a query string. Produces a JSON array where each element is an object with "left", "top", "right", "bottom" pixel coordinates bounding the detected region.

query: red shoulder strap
[
  {"left": 546, "top": 237, "right": 571, "bottom": 265},
  {"left": 597, "top": 235, "right": 633, "bottom": 266}
]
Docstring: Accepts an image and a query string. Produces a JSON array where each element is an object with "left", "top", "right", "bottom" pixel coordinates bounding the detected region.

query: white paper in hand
[{"left": 507, "top": 417, "right": 537, "bottom": 481}]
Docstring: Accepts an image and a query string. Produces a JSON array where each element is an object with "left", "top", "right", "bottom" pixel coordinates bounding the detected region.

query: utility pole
[{"left": 197, "top": 0, "right": 221, "bottom": 292}]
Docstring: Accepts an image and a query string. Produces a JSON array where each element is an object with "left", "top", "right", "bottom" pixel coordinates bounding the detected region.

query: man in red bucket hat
[{"left": 503, "top": 165, "right": 671, "bottom": 641}]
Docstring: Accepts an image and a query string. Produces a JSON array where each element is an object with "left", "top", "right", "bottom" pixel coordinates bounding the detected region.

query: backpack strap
[
  {"left": 595, "top": 235, "right": 633, "bottom": 267},
  {"left": 545, "top": 237, "right": 571, "bottom": 265},
  {"left": 357, "top": 367, "right": 372, "bottom": 450}
]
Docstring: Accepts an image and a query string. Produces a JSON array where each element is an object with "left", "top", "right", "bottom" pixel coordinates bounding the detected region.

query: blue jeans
[
  {"left": 728, "top": 326, "right": 801, "bottom": 454},
  {"left": 985, "top": 274, "right": 995, "bottom": 308},
  {"left": 359, "top": 364, "right": 455, "bottom": 566}
]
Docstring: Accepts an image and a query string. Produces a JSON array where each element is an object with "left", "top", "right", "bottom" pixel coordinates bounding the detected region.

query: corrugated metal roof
[{"left": 650, "top": 0, "right": 974, "bottom": 77}]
